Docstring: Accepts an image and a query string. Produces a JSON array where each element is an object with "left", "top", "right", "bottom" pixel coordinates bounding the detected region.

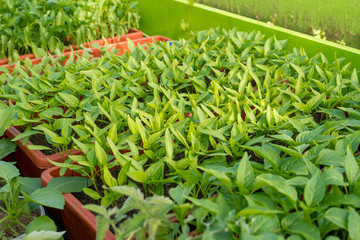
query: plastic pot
[
  {"left": 4, "top": 126, "right": 82, "bottom": 178},
  {"left": 41, "top": 166, "right": 115, "bottom": 240},
  {"left": 0, "top": 29, "right": 143, "bottom": 66}
]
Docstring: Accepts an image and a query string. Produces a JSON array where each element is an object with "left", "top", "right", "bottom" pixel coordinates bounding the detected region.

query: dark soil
[
  {"left": 312, "top": 112, "right": 325, "bottom": 124},
  {"left": 19, "top": 127, "right": 73, "bottom": 156},
  {"left": 0, "top": 203, "right": 41, "bottom": 239}
]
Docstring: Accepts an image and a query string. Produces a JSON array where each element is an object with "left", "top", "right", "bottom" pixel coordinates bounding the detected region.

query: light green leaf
[
  {"left": 23, "top": 231, "right": 65, "bottom": 240},
  {"left": 345, "top": 147, "right": 359, "bottom": 185},
  {"left": 237, "top": 206, "right": 283, "bottom": 217},
  {"left": 169, "top": 182, "right": 193, "bottom": 204},
  {"left": 323, "top": 207, "right": 348, "bottom": 229},
  {"left": 47, "top": 177, "right": 92, "bottom": 193},
  {"left": 83, "top": 188, "right": 101, "bottom": 200},
  {"left": 186, "top": 196, "right": 219, "bottom": 214},
  {"left": 0, "top": 138, "right": 16, "bottom": 159},
  {"left": 26, "top": 216, "right": 57, "bottom": 234},
  {"left": 29, "top": 188, "right": 64, "bottom": 209},
  {"left": 256, "top": 174, "right": 298, "bottom": 203},
  {"left": 110, "top": 186, "right": 144, "bottom": 200},
  {"left": 348, "top": 207, "right": 360, "bottom": 240},
  {"left": 236, "top": 152, "right": 254, "bottom": 193},
  {"left": 0, "top": 161, "right": 19, "bottom": 183},
  {"left": 95, "top": 141, "right": 107, "bottom": 166},
  {"left": 165, "top": 128, "right": 173, "bottom": 159},
  {"left": 287, "top": 222, "right": 321, "bottom": 240},
  {"left": 304, "top": 171, "right": 325, "bottom": 206},
  {"left": 58, "top": 92, "right": 79, "bottom": 108}
]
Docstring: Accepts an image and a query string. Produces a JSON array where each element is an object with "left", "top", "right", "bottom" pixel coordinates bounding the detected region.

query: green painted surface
[
  {"left": 137, "top": 0, "right": 360, "bottom": 67},
  {"left": 198, "top": 0, "right": 360, "bottom": 49}
]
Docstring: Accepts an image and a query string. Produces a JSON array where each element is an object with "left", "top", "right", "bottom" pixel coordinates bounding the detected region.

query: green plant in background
[
  {"left": 0, "top": 0, "right": 140, "bottom": 60},
  {"left": 312, "top": 27, "right": 327, "bottom": 40}
]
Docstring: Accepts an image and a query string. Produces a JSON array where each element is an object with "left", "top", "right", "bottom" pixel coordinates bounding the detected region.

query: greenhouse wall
[
  {"left": 198, "top": 0, "right": 360, "bottom": 49},
  {"left": 138, "top": 0, "right": 360, "bottom": 67}
]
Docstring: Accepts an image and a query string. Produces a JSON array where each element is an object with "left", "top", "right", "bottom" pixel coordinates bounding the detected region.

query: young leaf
[
  {"left": 304, "top": 171, "right": 325, "bottom": 206},
  {"left": 103, "top": 165, "right": 117, "bottom": 187},
  {"left": 236, "top": 152, "right": 254, "bottom": 193},
  {"left": 256, "top": 174, "right": 298, "bottom": 203},
  {"left": 348, "top": 207, "right": 360, "bottom": 240},
  {"left": 117, "top": 161, "right": 131, "bottom": 186},
  {"left": 185, "top": 196, "right": 219, "bottom": 214},
  {"left": 47, "top": 177, "right": 92, "bottom": 193},
  {"left": 345, "top": 147, "right": 360, "bottom": 185},
  {"left": 287, "top": 222, "right": 321, "bottom": 240},
  {"left": 95, "top": 141, "right": 107, "bottom": 166},
  {"left": 165, "top": 128, "right": 173, "bottom": 159}
]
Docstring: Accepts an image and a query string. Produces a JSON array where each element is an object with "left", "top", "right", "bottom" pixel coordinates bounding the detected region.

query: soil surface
[
  {"left": 0, "top": 203, "right": 41, "bottom": 239},
  {"left": 19, "top": 127, "right": 73, "bottom": 156}
]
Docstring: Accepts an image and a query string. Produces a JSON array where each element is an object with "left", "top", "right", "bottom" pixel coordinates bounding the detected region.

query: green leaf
[
  {"left": 47, "top": 177, "right": 92, "bottom": 193},
  {"left": 29, "top": 188, "right": 65, "bottom": 209},
  {"left": 27, "top": 145, "right": 54, "bottom": 151},
  {"left": 237, "top": 206, "right": 283, "bottom": 217},
  {"left": 290, "top": 63, "right": 305, "bottom": 79},
  {"left": 169, "top": 182, "right": 193, "bottom": 204},
  {"left": 0, "top": 107, "right": 15, "bottom": 136},
  {"left": 0, "top": 138, "right": 16, "bottom": 159},
  {"left": 117, "top": 161, "right": 131, "bottom": 186},
  {"left": 322, "top": 168, "right": 349, "bottom": 186},
  {"left": 323, "top": 207, "right": 348, "bottom": 229},
  {"left": 345, "top": 147, "right": 359, "bottom": 185},
  {"left": 256, "top": 174, "right": 298, "bottom": 203},
  {"left": 186, "top": 196, "right": 219, "bottom": 214},
  {"left": 172, "top": 203, "right": 192, "bottom": 225},
  {"left": 304, "top": 171, "right": 325, "bottom": 206},
  {"left": 96, "top": 215, "right": 111, "bottom": 240},
  {"left": 246, "top": 144, "right": 280, "bottom": 169},
  {"left": 198, "top": 166, "right": 232, "bottom": 192},
  {"left": 23, "top": 231, "right": 65, "bottom": 240},
  {"left": 18, "top": 177, "right": 42, "bottom": 195},
  {"left": 110, "top": 186, "right": 144, "bottom": 200},
  {"left": 26, "top": 216, "right": 57, "bottom": 234},
  {"left": 348, "top": 207, "right": 360, "bottom": 240},
  {"left": 11, "top": 130, "right": 41, "bottom": 142},
  {"left": 165, "top": 128, "right": 173, "bottom": 159},
  {"left": 305, "top": 93, "right": 325, "bottom": 113},
  {"left": 235, "top": 152, "right": 254, "bottom": 193},
  {"left": 83, "top": 204, "right": 107, "bottom": 216},
  {"left": 250, "top": 215, "right": 280, "bottom": 235},
  {"left": 58, "top": 92, "right": 79, "bottom": 108},
  {"left": 200, "top": 128, "right": 227, "bottom": 142},
  {"left": 103, "top": 165, "right": 117, "bottom": 187},
  {"left": 0, "top": 161, "right": 19, "bottom": 183},
  {"left": 83, "top": 188, "right": 101, "bottom": 200},
  {"left": 127, "top": 170, "right": 147, "bottom": 183},
  {"left": 287, "top": 222, "right": 321, "bottom": 240},
  {"left": 95, "top": 141, "right": 107, "bottom": 166}
]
